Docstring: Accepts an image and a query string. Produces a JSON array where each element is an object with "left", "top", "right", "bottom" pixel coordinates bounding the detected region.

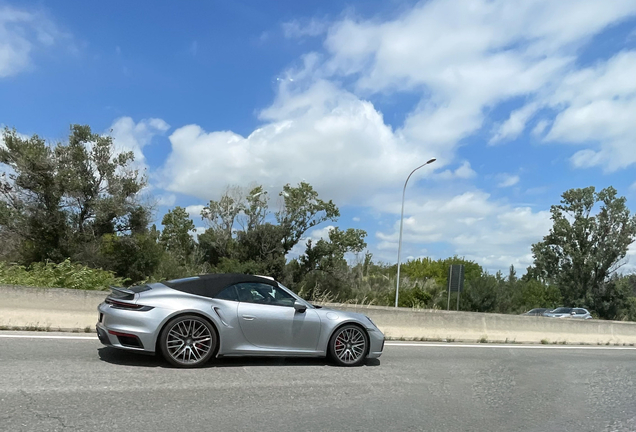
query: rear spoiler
[{"left": 108, "top": 286, "right": 136, "bottom": 300}]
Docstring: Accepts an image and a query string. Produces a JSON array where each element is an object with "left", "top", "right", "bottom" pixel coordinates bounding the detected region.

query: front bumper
[{"left": 367, "top": 328, "right": 385, "bottom": 359}]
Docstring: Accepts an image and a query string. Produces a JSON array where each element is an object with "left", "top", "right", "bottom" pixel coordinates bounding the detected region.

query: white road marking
[
  {"left": 385, "top": 342, "right": 636, "bottom": 350},
  {"left": 0, "top": 334, "right": 634, "bottom": 350},
  {"left": 0, "top": 334, "right": 96, "bottom": 340}
]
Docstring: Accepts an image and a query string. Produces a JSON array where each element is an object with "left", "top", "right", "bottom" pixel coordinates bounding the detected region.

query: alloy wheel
[
  {"left": 163, "top": 317, "right": 215, "bottom": 367},
  {"left": 333, "top": 326, "right": 367, "bottom": 365}
]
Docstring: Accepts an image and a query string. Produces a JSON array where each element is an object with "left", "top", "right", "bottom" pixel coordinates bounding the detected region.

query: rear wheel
[
  {"left": 328, "top": 325, "right": 368, "bottom": 367},
  {"left": 160, "top": 315, "right": 217, "bottom": 368}
]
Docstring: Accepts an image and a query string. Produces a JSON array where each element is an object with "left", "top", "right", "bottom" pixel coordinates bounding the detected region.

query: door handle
[{"left": 242, "top": 315, "right": 255, "bottom": 321}]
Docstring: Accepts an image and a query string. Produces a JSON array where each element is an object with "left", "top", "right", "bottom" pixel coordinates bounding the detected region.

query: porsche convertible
[{"left": 96, "top": 273, "right": 384, "bottom": 367}]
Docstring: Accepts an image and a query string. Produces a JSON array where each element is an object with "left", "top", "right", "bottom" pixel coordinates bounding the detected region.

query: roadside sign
[{"left": 448, "top": 265, "right": 465, "bottom": 293}]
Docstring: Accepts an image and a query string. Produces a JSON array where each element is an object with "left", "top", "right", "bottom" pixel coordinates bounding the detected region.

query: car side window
[
  {"left": 215, "top": 285, "right": 239, "bottom": 301},
  {"left": 574, "top": 308, "right": 586, "bottom": 315},
  {"left": 234, "top": 283, "right": 295, "bottom": 307}
]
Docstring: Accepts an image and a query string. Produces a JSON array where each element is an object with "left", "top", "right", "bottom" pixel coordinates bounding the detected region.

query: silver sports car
[{"left": 96, "top": 273, "right": 384, "bottom": 367}]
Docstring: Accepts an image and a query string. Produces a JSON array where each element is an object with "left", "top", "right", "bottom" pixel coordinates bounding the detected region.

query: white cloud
[
  {"left": 108, "top": 117, "right": 170, "bottom": 167},
  {"left": 321, "top": 0, "right": 636, "bottom": 170},
  {"left": 185, "top": 205, "right": 205, "bottom": 221},
  {"left": 497, "top": 174, "right": 520, "bottom": 188},
  {"left": 322, "top": 0, "right": 636, "bottom": 154},
  {"left": 622, "top": 242, "right": 636, "bottom": 274},
  {"left": 374, "top": 190, "right": 552, "bottom": 272},
  {"left": 161, "top": 80, "right": 436, "bottom": 203},
  {"left": 436, "top": 161, "right": 477, "bottom": 180},
  {"left": 544, "top": 51, "right": 636, "bottom": 171},
  {"left": 630, "top": 182, "right": 636, "bottom": 191},
  {"left": 0, "top": 5, "right": 66, "bottom": 78},
  {"left": 156, "top": 194, "right": 176, "bottom": 207},
  {"left": 283, "top": 18, "right": 328, "bottom": 38},
  {"left": 158, "top": 0, "right": 636, "bottom": 271},
  {"left": 162, "top": 0, "right": 636, "bottom": 204},
  {"left": 532, "top": 119, "right": 550, "bottom": 136},
  {"left": 352, "top": 217, "right": 361, "bottom": 222},
  {"left": 490, "top": 102, "right": 539, "bottom": 144},
  {"left": 569, "top": 149, "right": 605, "bottom": 169}
]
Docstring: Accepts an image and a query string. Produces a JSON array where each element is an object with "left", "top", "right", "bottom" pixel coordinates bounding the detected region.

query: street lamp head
[{"left": 426, "top": 158, "right": 437, "bottom": 165}]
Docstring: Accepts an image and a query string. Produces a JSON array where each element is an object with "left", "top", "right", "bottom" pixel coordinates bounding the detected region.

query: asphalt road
[{"left": 1, "top": 333, "right": 636, "bottom": 432}]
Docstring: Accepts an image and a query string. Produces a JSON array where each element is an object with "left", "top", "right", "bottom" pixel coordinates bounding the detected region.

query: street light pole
[{"left": 395, "top": 158, "right": 436, "bottom": 308}]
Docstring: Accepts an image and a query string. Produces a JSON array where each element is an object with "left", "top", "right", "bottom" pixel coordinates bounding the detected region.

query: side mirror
[
  {"left": 570, "top": 311, "right": 576, "bottom": 315},
  {"left": 293, "top": 300, "right": 307, "bottom": 313}
]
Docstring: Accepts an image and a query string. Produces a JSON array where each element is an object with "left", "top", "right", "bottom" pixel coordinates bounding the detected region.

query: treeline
[{"left": 1, "top": 125, "right": 635, "bottom": 320}]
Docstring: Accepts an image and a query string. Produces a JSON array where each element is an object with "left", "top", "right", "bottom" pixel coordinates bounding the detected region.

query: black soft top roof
[{"left": 162, "top": 273, "right": 276, "bottom": 299}]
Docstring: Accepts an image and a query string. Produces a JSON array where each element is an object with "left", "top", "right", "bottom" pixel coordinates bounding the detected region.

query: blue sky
[{"left": 1, "top": 0, "right": 636, "bottom": 273}]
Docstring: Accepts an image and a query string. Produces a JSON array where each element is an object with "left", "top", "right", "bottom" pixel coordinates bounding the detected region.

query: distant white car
[{"left": 544, "top": 307, "right": 592, "bottom": 319}]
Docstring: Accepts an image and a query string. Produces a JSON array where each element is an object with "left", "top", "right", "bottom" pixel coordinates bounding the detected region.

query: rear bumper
[
  {"left": 96, "top": 322, "right": 149, "bottom": 352},
  {"left": 96, "top": 302, "right": 170, "bottom": 353},
  {"left": 96, "top": 324, "right": 111, "bottom": 346}
]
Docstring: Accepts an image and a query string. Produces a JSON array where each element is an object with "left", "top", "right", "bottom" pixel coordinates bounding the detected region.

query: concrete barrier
[
  {"left": 328, "top": 303, "right": 636, "bottom": 345},
  {"left": 0, "top": 285, "right": 107, "bottom": 332},
  {"left": 2, "top": 285, "right": 636, "bottom": 344}
]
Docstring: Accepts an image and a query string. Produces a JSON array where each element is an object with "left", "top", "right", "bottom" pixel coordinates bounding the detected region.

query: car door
[
  {"left": 210, "top": 284, "right": 248, "bottom": 351},
  {"left": 235, "top": 282, "right": 321, "bottom": 351}
]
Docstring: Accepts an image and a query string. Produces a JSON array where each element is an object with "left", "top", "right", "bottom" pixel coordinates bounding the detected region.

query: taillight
[{"left": 105, "top": 298, "right": 153, "bottom": 311}]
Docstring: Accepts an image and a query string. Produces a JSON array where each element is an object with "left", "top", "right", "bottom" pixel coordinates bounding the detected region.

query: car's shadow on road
[{"left": 97, "top": 347, "right": 380, "bottom": 368}]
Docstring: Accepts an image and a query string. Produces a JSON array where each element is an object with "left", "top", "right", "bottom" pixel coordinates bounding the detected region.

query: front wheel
[
  {"left": 160, "top": 315, "right": 217, "bottom": 368},
  {"left": 328, "top": 325, "right": 368, "bottom": 367}
]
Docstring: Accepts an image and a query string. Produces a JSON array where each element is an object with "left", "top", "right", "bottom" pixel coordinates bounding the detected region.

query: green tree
[
  {"left": 529, "top": 186, "right": 636, "bottom": 316},
  {"left": 0, "top": 125, "right": 149, "bottom": 265},
  {"left": 300, "top": 228, "right": 367, "bottom": 273},
  {"left": 0, "top": 129, "right": 68, "bottom": 262},
  {"left": 276, "top": 182, "right": 340, "bottom": 254},
  {"left": 57, "top": 125, "right": 147, "bottom": 243},
  {"left": 198, "top": 182, "right": 340, "bottom": 279},
  {"left": 400, "top": 256, "right": 483, "bottom": 286},
  {"left": 459, "top": 274, "right": 499, "bottom": 312},
  {"left": 99, "top": 226, "right": 163, "bottom": 284},
  {"left": 289, "top": 227, "right": 367, "bottom": 300},
  {"left": 160, "top": 206, "right": 195, "bottom": 264},
  {"left": 516, "top": 279, "right": 562, "bottom": 311},
  {"left": 200, "top": 185, "right": 245, "bottom": 259}
]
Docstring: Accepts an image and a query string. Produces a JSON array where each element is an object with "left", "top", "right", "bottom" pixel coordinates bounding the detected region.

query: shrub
[{"left": 0, "top": 259, "right": 125, "bottom": 290}]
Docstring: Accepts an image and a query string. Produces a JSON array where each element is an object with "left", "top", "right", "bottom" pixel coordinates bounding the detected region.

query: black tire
[
  {"left": 328, "top": 324, "right": 369, "bottom": 367},
  {"left": 159, "top": 315, "right": 217, "bottom": 368}
]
